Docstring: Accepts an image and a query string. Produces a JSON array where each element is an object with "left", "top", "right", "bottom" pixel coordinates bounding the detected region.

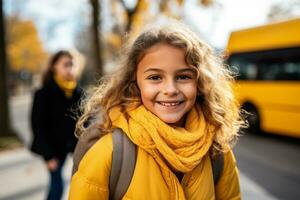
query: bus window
[
  {"left": 259, "top": 63, "right": 282, "bottom": 80},
  {"left": 230, "top": 58, "right": 258, "bottom": 80},
  {"left": 283, "top": 62, "right": 300, "bottom": 80},
  {"left": 259, "top": 59, "right": 300, "bottom": 81}
]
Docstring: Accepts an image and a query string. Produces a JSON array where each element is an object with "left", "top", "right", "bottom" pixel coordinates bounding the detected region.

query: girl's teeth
[{"left": 160, "top": 102, "right": 180, "bottom": 106}]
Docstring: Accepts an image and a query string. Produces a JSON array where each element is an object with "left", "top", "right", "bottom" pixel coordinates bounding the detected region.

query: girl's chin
[{"left": 158, "top": 116, "right": 185, "bottom": 127}]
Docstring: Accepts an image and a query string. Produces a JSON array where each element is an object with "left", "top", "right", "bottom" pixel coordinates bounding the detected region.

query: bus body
[{"left": 226, "top": 18, "right": 300, "bottom": 138}]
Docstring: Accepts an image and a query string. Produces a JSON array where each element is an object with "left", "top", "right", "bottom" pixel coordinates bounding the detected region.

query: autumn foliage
[{"left": 6, "top": 16, "right": 48, "bottom": 73}]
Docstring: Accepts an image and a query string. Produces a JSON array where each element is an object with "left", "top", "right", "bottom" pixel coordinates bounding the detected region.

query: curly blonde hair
[{"left": 76, "top": 20, "right": 246, "bottom": 154}]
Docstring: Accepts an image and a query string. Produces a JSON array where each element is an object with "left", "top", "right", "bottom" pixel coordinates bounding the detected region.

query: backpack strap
[
  {"left": 211, "top": 153, "right": 224, "bottom": 185},
  {"left": 109, "top": 129, "right": 137, "bottom": 200}
]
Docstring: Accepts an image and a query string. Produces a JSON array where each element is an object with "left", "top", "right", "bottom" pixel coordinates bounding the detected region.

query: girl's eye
[
  {"left": 147, "top": 75, "right": 161, "bottom": 81},
  {"left": 177, "top": 74, "right": 192, "bottom": 80}
]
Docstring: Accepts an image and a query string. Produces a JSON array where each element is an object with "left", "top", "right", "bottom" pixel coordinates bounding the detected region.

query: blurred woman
[{"left": 31, "top": 50, "right": 83, "bottom": 200}]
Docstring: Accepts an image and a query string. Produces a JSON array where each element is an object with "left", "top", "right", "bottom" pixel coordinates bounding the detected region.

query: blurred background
[{"left": 0, "top": 0, "right": 299, "bottom": 199}]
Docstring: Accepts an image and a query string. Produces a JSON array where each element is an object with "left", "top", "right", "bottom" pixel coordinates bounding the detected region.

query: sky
[
  {"left": 184, "top": 0, "right": 296, "bottom": 48},
  {"left": 4, "top": 0, "right": 90, "bottom": 51},
  {"left": 4, "top": 0, "right": 300, "bottom": 52}
]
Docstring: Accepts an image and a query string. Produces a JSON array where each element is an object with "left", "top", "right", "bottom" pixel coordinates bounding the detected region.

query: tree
[
  {"left": 120, "top": 0, "right": 144, "bottom": 32},
  {"left": 89, "top": 0, "right": 103, "bottom": 78},
  {"left": 80, "top": 0, "right": 217, "bottom": 80},
  {"left": 0, "top": 0, "right": 13, "bottom": 137},
  {"left": 116, "top": 0, "right": 216, "bottom": 41},
  {"left": 6, "top": 16, "right": 48, "bottom": 74},
  {"left": 268, "top": 0, "right": 300, "bottom": 22}
]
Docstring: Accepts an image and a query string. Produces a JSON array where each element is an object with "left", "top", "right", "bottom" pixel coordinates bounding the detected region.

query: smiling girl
[{"left": 69, "top": 21, "right": 245, "bottom": 200}]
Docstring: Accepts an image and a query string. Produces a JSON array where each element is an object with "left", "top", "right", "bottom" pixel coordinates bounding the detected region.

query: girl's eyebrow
[
  {"left": 144, "top": 67, "right": 194, "bottom": 73},
  {"left": 144, "top": 68, "right": 163, "bottom": 73},
  {"left": 176, "top": 68, "right": 194, "bottom": 73}
]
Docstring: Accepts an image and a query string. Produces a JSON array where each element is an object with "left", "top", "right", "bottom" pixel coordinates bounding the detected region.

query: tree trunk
[
  {"left": 0, "top": 0, "right": 13, "bottom": 137},
  {"left": 89, "top": 0, "right": 103, "bottom": 79},
  {"left": 120, "top": 0, "right": 140, "bottom": 33}
]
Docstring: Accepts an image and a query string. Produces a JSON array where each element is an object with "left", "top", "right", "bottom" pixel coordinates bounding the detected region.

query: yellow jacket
[{"left": 69, "top": 134, "right": 241, "bottom": 200}]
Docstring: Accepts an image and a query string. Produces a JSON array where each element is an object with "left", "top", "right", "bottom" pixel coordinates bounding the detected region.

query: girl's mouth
[{"left": 157, "top": 101, "right": 183, "bottom": 107}]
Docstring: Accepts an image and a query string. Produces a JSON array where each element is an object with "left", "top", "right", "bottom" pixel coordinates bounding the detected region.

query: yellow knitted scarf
[
  {"left": 54, "top": 75, "right": 77, "bottom": 98},
  {"left": 109, "top": 105, "right": 214, "bottom": 199}
]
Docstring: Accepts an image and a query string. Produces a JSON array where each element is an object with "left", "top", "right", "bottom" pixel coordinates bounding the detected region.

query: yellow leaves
[
  {"left": 177, "top": 0, "right": 184, "bottom": 6},
  {"left": 6, "top": 16, "right": 48, "bottom": 73},
  {"left": 131, "top": 0, "right": 155, "bottom": 35},
  {"left": 105, "top": 33, "right": 122, "bottom": 49},
  {"left": 108, "top": 0, "right": 214, "bottom": 50},
  {"left": 137, "top": 0, "right": 149, "bottom": 11}
]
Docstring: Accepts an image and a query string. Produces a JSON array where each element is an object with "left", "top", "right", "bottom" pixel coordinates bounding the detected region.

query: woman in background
[{"left": 31, "top": 50, "right": 83, "bottom": 200}]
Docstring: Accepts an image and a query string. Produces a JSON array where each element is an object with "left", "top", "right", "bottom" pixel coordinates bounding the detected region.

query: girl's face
[
  {"left": 137, "top": 43, "right": 198, "bottom": 126},
  {"left": 54, "top": 55, "right": 75, "bottom": 81}
]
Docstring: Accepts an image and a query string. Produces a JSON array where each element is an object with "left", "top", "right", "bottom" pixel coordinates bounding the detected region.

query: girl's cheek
[
  {"left": 140, "top": 83, "right": 160, "bottom": 99},
  {"left": 179, "top": 83, "right": 197, "bottom": 95}
]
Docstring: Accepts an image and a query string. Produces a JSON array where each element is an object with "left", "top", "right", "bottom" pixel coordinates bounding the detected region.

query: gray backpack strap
[
  {"left": 109, "top": 129, "right": 137, "bottom": 200},
  {"left": 109, "top": 129, "right": 122, "bottom": 199},
  {"left": 211, "top": 153, "right": 224, "bottom": 185}
]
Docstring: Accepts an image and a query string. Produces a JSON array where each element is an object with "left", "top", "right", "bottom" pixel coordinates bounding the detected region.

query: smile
[{"left": 157, "top": 101, "right": 183, "bottom": 107}]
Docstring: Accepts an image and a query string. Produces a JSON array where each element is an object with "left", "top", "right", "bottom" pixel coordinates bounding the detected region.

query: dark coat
[{"left": 30, "top": 78, "right": 83, "bottom": 161}]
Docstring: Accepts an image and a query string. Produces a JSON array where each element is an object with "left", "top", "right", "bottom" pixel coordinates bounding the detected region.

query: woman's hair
[
  {"left": 76, "top": 20, "right": 246, "bottom": 154},
  {"left": 42, "top": 50, "right": 73, "bottom": 85}
]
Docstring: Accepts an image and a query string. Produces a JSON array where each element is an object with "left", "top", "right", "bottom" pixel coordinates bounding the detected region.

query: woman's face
[
  {"left": 136, "top": 43, "right": 198, "bottom": 126},
  {"left": 54, "top": 55, "right": 75, "bottom": 81}
]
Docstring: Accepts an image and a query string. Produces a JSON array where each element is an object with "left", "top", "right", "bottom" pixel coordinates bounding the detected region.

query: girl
[
  {"left": 31, "top": 50, "right": 83, "bottom": 200},
  {"left": 69, "top": 21, "right": 244, "bottom": 199}
]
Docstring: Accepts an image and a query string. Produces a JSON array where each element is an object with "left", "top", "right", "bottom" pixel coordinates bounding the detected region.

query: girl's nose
[{"left": 162, "top": 80, "right": 179, "bottom": 96}]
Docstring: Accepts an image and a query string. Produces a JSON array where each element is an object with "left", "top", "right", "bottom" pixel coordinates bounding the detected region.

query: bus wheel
[{"left": 242, "top": 104, "right": 260, "bottom": 134}]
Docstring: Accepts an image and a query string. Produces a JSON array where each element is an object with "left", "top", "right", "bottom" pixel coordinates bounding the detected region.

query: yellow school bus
[{"left": 226, "top": 18, "right": 300, "bottom": 138}]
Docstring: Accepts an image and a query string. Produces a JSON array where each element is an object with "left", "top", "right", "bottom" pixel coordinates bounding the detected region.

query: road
[
  {"left": 234, "top": 132, "right": 300, "bottom": 200},
  {"left": 1, "top": 93, "right": 299, "bottom": 199}
]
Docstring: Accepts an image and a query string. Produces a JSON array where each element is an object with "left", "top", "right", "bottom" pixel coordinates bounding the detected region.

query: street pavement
[
  {"left": 0, "top": 93, "right": 279, "bottom": 200},
  {"left": 0, "top": 148, "right": 71, "bottom": 200}
]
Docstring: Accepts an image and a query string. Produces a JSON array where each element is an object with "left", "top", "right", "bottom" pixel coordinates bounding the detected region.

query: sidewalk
[
  {"left": 0, "top": 148, "right": 71, "bottom": 200},
  {"left": 0, "top": 147, "right": 278, "bottom": 200}
]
